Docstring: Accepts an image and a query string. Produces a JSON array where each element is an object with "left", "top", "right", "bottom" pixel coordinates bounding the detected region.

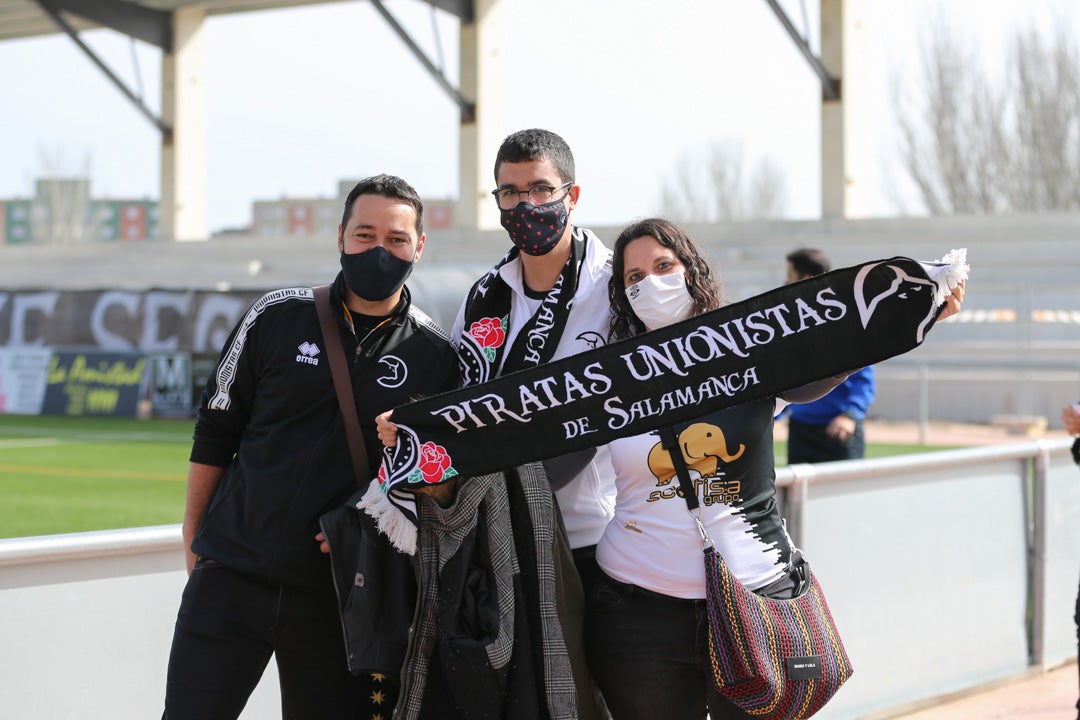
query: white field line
[
  {"left": 0, "top": 426, "right": 188, "bottom": 443},
  {"left": 0, "top": 438, "right": 63, "bottom": 449}
]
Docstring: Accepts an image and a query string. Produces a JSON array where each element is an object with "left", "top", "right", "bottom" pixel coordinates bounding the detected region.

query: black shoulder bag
[
  {"left": 314, "top": 284, "right": 417, "bottom": 677},
  {"left": 313, "top": 283, "right": 368, "bottom": 484}
]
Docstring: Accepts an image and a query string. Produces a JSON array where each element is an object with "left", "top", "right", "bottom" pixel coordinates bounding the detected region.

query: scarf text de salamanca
[{"left": 603, "top": 368, "right": 760, "bottom": 430}]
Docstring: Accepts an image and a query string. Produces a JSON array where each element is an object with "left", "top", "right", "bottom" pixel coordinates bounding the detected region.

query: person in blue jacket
[{"left": 783, "top": 248, "right": 876, "bottom": 463}]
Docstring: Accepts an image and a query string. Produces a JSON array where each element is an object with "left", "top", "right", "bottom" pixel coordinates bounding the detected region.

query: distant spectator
[
  {"left": 1063, "top": 401, "right": 1080, "bottom": 720},
  {"left": 1065, "top": 402, "right": 1080, "bottom": 464},
  {"left": 783, "top": 248, "right": 876, "bottom": 463}
]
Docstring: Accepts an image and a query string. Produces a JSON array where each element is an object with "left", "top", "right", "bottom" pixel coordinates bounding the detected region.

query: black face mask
[
  {"left": 340, "top": 246, "right": 415, "bottom": 301},
  {"left": 499, "top": 196, "right": 569, "bottom": 256}
]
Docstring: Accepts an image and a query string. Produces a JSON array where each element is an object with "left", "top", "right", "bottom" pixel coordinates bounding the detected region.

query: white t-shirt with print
[{"left": 597, "top": 398, "right": 795, "bottom": 598}]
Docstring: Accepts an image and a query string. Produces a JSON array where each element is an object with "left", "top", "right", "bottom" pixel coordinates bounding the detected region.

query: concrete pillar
[
  {"left": 160, "top": 6, "right": 207, "bottom": 241},
  {"left": 820, "top": 0, "right": 875, "bottom": 219},
  {"left": 458, "top": 0, "right": 506, "bottom": 231},
  {"left": 839, "top": 0, "right": 875, "bottom": 218},
  {"left": 820, "top": 0, "right": 844, "bottom": 218}
]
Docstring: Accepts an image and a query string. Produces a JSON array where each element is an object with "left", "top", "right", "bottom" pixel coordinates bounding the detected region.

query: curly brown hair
[{"left": 607, "top": 218, "right": 723, "bottom": 342}]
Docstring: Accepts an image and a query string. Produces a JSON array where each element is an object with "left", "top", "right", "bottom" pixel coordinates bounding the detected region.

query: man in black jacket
[{"left": 163, "top": 175, "right": 459, "bottom": 719}]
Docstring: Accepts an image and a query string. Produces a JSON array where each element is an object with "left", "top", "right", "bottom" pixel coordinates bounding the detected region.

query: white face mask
[{"left": 625, "top": 272, "right": 694, "bottom": 331}]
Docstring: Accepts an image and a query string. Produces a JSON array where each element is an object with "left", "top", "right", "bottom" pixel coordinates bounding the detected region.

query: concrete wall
[
  {"left": 2, "top": 213, "right": 1077, "bottom": 424},
  {"left": 2, "top": 212, "right": 1075, "bottom": 297}
]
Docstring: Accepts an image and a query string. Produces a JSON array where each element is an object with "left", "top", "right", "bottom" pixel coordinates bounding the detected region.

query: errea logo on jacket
[{"left": 296, "top": 342, "right": 320, "bottom": 366}]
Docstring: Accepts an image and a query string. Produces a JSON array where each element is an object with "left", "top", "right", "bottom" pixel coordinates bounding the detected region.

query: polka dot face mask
[{"left": 498, "top": 196, "right": 569, "bottom": 256}]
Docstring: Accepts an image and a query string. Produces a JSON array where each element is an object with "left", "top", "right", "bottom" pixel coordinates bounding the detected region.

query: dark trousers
[
  {"left": 163, "top": 559, "right": 389, "bottom": 720},
  {"left": 569, "top": 545, "right": 612, "bottom": 720},
  {"left": 585, "top": 571, "right": 753, "bottom": 720},
  {"left": 1075, "top": 572, "right": 1080, "bottom": 718},
  {"left": 787, "top": 418, "right": 865, "bottom": 464}
]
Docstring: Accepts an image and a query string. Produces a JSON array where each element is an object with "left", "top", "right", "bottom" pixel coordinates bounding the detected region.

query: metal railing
[
  {"left": 779, "top": 439, "right": 1074, "bottom": 667},
  {"left": 874, "top": 358, "right": 1080, "bottom": 438},
  {"left": 0, "top": 524, "right": 179, "bottom": 570}
]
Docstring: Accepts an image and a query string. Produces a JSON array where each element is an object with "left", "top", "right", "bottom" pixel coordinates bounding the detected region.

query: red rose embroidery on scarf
[
  {"left": 469, "top": 316, "right": 508, "bottom": 363},
  {"left": 469, "top": 317, "right": 505, "bottom": 349},
  {"left": 418, "top": 441, "right": 453, "bottom": 484}
]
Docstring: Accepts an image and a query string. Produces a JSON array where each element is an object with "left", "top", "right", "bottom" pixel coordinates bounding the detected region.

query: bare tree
[
  {"left": 706, "top": 143, "right": 746, "bottom": 221},
  {"left": 1008, "top": 27, "right": 1080, "bottom": 211},
  {"left": 746, "top": 156, "right": 787, "bottom": 219},
  {"left": 893, "top": 12, "right": 1080, "bottom": 214},
  {"left": 660, "top": 141, "right": 788, "bottom": 222},
  {"left": 660, "top": 151, "right": 714, "bottom": 223}
]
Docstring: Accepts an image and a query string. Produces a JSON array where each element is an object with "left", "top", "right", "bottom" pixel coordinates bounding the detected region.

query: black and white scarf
[
  {"left": 360, "top": 250, "right": 970, "bottom": 553},
  {"left": 457, "top": 228, "right": 597, "bottom": 488},
  {"left": 457, "top": 228, "right": 588, "bottom": 385}
]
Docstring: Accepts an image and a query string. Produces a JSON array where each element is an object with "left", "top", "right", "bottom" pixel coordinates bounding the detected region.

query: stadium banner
[
  {"left": 0, "top": 289, "right": 266, "bottom": 354},
  {"left": 42, "top": 350, "right": 147, "bottom": 417},
  {"left": 0, "top": 347, "right": 53, "bottom": 415}
]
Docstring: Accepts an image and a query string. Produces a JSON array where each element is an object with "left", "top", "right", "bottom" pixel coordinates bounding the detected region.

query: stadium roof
[{"left": 0, "top": 0, "right": 472, "bottom": 44}]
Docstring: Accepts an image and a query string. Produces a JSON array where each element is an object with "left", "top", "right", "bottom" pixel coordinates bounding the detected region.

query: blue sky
[{"left": 0, "top": 0, "right": 1074, "bottom": 234}]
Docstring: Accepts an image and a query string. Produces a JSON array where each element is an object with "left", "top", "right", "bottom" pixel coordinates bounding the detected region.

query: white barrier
[
  {"left": 0, "top": 526, "right": 281, "bottom": 720},
  {"left": 776, "top": 438, "right": 1079, "bottom": 718},
  {"left": 0, "top": 439, "right": 1076, "bottom": 719}
]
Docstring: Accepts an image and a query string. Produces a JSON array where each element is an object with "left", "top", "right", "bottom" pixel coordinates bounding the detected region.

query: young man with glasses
[
  {"left": 452, "top": 128, "right": 617, "bottom": 586},
  {"left": 449, "top": 128, "right": 616, "bottom": 719}
]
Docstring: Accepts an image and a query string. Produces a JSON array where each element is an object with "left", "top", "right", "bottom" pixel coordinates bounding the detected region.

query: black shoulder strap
[
  {"left": 658, "top": 425, "right": 699, "bottom": 512},
  {"left": 313, "top": 284, "right": 370, "bottom": 488}
]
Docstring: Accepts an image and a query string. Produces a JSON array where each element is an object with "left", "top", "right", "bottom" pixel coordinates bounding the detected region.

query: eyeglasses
[{"left": 490, "top": 181, "right": 573, "bottom": 210}]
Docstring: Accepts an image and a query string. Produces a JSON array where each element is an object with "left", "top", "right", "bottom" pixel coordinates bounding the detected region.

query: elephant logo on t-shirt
[{"left": 647, "top": 422, "right": 745, "bottom": 486}]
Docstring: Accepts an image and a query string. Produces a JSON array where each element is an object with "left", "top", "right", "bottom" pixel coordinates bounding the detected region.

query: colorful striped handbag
[
  {"left": 659, "top": 426, "right": 854, "bottom": 719},
  {"left": 702, "top": 547, "right": 854, "bottom": 718}
]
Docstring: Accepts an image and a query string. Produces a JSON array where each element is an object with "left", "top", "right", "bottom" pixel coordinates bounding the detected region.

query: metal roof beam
[
  {"left": 763, "top": 0, "right": 840, "bottom": 101},
  {"left": 33, "top": 0, "right": 172, "bottom": 137},
  {"left": 371, "top": 0, "right": 475, "bottom": 123},
  {"left": 39, "top": 0, "right": 171, "bottom": 50},
  {"left": 424, "top": 0, "right": 472, "bottom": 23}
]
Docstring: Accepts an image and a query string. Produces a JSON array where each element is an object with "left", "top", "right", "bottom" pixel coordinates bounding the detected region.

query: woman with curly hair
[{"left": 585, "top": 218, "right": 961, "bottom": 720}]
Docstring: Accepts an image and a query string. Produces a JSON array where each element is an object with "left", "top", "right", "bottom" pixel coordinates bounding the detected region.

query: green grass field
[
  {"left": 0, "top": 414, "right": 193, "bottom": 539},
  {"left": 0, "top": 414, "right": 961, "bottom": 540}
]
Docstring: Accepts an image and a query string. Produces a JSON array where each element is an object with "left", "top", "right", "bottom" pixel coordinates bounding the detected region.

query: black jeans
[
  {"left": 585, "top": 571, "right": 754, "bottom": 720},
  {"left": 163, "top": 559, "right": 383, "bottom": 720}
]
